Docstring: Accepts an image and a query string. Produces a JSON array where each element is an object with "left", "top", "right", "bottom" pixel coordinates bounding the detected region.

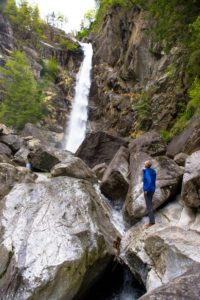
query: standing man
[{"left": 143, "top": 160, "right": 156, "bottom": 227}]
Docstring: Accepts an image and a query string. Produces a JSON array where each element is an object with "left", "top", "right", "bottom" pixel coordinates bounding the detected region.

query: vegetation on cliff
[{"left": 0, "top": 51, "right": 46, "bottom": 129}]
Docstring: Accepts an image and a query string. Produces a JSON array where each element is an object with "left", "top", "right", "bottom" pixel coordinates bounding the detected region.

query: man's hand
[{"left": 144, "top": 191, "right": 148, "bottom": 195}]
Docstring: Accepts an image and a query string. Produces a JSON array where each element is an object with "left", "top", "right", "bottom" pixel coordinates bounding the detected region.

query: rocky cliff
[{"left": 89, "top": 4, "right": 188, "bottom": 137}]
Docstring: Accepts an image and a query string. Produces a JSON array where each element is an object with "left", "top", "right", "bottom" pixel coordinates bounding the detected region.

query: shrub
[
  {"left": 40, "top": 57, "right": 59, "bottom": 81},
  {"left": 59, "top": 39, "right": 78, "bottom": 51},
  {"left": 0, "top": 51, "right": 46, "bottom": 129}
]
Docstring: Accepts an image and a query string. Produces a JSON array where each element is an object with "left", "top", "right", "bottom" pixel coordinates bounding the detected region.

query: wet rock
[
  {"left": 129, "top": 131, "right": 166, "bottom": 157},
  {"left": 100, "top": 146, "right": 130, "bottom": 200},
  {"left": 0, "top": 142, "right": 12, "bottom": 157},
  {"left": 92, "top": 163, "right": 108, "bottom": 180},
  {"left": 167, "top": 117, "right": 200, "bottom": 158},
  {"left": 51, "top": 155, "right": 97, "bottom": 183},
  {"left": 140, "top": 264, "right": 200, "bottom": 300},
  {"left": 0, "top": 134, "right": 23, "bottom": 153},
  {"left": 124, "top": 152, "right": 183, "bottom": 221},
  {"left": 76, "top": 131, "right": 127, "bottom": 168},
  {"left": 28, "top": 146, "right": 69, "bottom": 172},
  {"left": 0, "top": 177, "right": 108, "bottom": 300},
  {"left": 0, "top": 163, "right": 36, "bottom": 200},
  {"left": 181, "top": 151, "right": 200, "bottom": 208},
  {"left": 0, "top": 13, "right": 14, "bottom": 54},
  {"left": 174, "top": 152, "right": 188, "bottom": 167}
]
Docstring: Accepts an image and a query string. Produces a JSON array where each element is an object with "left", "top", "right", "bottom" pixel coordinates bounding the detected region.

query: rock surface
[
  {"left": 139, "top": 264, "right": 200, "bottom": 300},
  {"left": 76, "top": 131, "right": 127, "bottom": 168},
  {"left": 0, "top": 177, "right": 108, "bottom": 300},
  {"left": 174, "top": 152, "right": 188, "bottom": 166},
  {"left": 0, "top": 142, "right": 12, "bottom": 157},
  {"left": 0, "top": 163, "right": 37, "bottom": 200},
  {"left": 167, "top": 117, "right": 200, "bottom": 158},
  {"left": 129, "top": 132, "right": 166, "bottom": 157},
  {"left": 0, "top": 134, "right": 23, "bottom": 153},
  {"left": 92, "top": 163, "right": 108, "bottom": 180},
  {"left": 181, "top": 151, "right": 200, "bottom": 208},
  {"left": 100, "top": 146, "right": 130, "bottom": 200},
  {"left": 28, "top": 147, "right": 70, "bottom": 172},
  {"left": 124, "top": 152, "right": 183, "bottom": 221},
  {"left": 121, "top": 197, "right": 200, "bottom": 292},
  {"left": 51, "top": 155, "right": 97, "bottom": 183}
]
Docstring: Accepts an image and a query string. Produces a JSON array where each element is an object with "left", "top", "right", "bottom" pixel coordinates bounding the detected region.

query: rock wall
[{"left": 89, "top": 4, "right": 186, "bottom": 137}]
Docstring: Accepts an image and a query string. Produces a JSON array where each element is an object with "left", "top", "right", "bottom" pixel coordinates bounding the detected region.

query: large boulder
[
  {"left": 51, "top": 155, "right": 97, "bottom": 183},
  {"left": 76, "top": 131, "right": 127, "bottom": 168},
  {"left": 0, "top": 177, "right": 109, "bottom": 300},
  {"left": 100, "top": 146, "right": 130, "bottom": 200},
  {"left": 0, "top": 163, "right": 37, "bottom": 200},
  {"left": 129, "top": 131, "right": 166, "bottom": 157},
  {"left": 121, "top": 197, "right": 200, "bottom": 292},
  {"left": 124, "top": 152, "right": 183, "bottom": 221},
  {"left": 21, "top": 123, "right": 63, "bottom": 147},
  {"left": 0, "top": 142, "right": 12, "bottom": 157},
  {"left": 181, "top": 151, "right": 200, "bottom": 208},
  {"left": 0, "top": 134, "right": 23, "bottom": 153},
  {"left": 167, "top": 117, "right": 200, "bottom": 158},
  {"left": 140, "top": 264, "right": 200, "bottom": 300},
  {"left": 28, "top": 147, "right": 70, "bottom": 172}
]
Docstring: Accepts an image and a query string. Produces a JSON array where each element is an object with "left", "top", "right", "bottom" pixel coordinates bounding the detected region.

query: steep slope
[{"left": 89, "top": 2, "right": 199, "bottom": 139}]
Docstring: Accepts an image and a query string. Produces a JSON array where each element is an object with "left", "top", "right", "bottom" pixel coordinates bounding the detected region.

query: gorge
[{"left": 0, "top": 0, "right": 200, "bottom": 299}]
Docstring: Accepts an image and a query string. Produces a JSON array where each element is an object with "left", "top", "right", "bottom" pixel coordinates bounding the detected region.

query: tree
[{"left": 0, "top": 51, "right": 45, "bottom": 129}]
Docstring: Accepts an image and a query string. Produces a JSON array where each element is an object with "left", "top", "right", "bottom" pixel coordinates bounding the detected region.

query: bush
[
  {"left": 0, "top": 51, "right": 46, "bottom": 129},
  {"left": 40, "top": 57, "right": 59, "bottom": 81},
  {"left": 135, "top": 92, "right": 151, "bottom": 121},
  {"left": 59, "top": 39, "right": 78, "bottom": 51}
]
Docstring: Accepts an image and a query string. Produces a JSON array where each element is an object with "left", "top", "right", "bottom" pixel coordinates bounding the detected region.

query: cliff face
[
  {"left": 0, "top": 12, "right": 83, "bottom": 129},
  {"left": 90, "top": 5, "right": 186, "bottom": 137}
]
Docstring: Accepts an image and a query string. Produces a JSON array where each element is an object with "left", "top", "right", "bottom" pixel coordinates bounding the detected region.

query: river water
[{"left": 64, "top": 43, "right": 93, "bottom": 153}]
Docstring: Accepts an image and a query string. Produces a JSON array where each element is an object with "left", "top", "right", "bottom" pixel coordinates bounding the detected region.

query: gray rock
[
  {"left": 28, "top": 146, "right": 70, "bottom": 172},
  {"left": 0, "top": 134, "right": 23, "bottom": 153},
  {"left": 0, "top": 163, "right": 37, "bottom": 200},
  {"left": 76, "top": 131, "right": 127, "bottom": 168},
  {"left": 92, "top": 163, "right": 108, "bottom": 180},
  {"left": 174, "top": 152, "right": 188, "bottom": 166},
  {"left": 139, "top": 264, "right": 200, "bottom": 300},
  {"left": 0, "top": 142, "right": 12, "bottom": 157},
  {"left": 0, "top": 177, "right": 107, "bottom": 300},
  {"left": 21, "top": 123, "right": 63, "bottom": 147},
  {"left": 51, "top": 155, "right": 97, "bottom": 183},
  {"left": 124, "top": 152, "right": 183, "bottom": 221},
  {"left": 100, "top": 146, "right": 130, "bottom": 200},
  {"left": 181, "top": 151, "right": 200, "bottom": 208},
  {"left": 129, "top": 131, "right": 166, "bottom": 157},
  {"left": 167, "top": 117, "right": 200, "bottom": 158},
  {"left": 13, "top": 145, "right": 30, "bottom": 166}
]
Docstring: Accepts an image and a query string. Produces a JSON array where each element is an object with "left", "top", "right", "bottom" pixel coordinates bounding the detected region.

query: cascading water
[{"left": 64, "top": 42, "right": 93, "bottom": 153}]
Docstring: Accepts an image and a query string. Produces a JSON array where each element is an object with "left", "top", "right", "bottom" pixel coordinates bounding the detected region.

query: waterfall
[{"left": 64, "top": 43, "right": 93, "bottom": 153}]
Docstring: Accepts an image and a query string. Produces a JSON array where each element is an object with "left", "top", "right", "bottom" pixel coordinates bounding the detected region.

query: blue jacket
[{"left": 143, "top": 168, "right": 156, "bottom": 193}]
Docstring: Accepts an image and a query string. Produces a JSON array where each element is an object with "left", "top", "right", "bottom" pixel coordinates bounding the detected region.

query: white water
[{"left": 65, "top": 43, "right": 93, "bottom": 153}]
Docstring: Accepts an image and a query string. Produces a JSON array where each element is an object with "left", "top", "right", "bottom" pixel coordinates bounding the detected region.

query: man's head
[{"left": 145, "top": 160, "right": 152, "bottom": 168}]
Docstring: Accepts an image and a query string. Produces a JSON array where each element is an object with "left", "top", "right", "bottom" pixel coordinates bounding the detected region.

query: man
[{"left": 143, "top": 160, "right": 156, "bottom": 227}]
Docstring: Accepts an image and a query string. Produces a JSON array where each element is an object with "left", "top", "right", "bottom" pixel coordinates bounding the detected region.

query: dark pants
[{"left": 144, "top": 192, "right": 155, "bottom": 224}]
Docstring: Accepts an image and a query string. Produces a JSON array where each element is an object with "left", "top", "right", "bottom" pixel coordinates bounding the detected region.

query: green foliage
[
  {"left": 4, "top": 0, "right": 45, "bottom": 39},
  {"left": 135, "top": 92, "right": 151, "bottom": 121},
  {"left": 0, "top": 51, "right": 46, "bottom": 129},
  {"left": 171, "top": 78, "right": 200, "bottom": 136},
  {"left": 160, "top": 130, "right": 172, "bottom": 143},
  {"left": 59, "top": 39, "right": 78, "bottom": 51},
  {"left": 40, "top": 57, "right": 59, "bottom": 81}
]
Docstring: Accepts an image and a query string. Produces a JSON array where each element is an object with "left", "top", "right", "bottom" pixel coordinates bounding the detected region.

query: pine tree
[{"left": 0, "top": 51, "right": 45, "bottom": 129}]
